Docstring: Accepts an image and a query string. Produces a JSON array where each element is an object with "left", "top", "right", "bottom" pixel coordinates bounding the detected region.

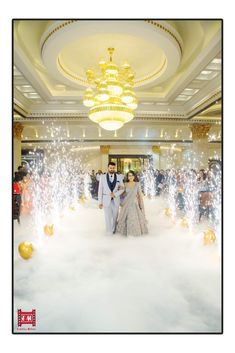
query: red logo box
[{"left": 18, "top": 309, "right": 36, "bottom": 327}]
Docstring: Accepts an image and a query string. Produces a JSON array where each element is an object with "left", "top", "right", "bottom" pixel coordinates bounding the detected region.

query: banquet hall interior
[{"left": 13, "top": 20, "right": 222, "bottom": 333}]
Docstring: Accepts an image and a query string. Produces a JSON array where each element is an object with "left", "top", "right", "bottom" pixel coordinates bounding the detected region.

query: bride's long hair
[{"left": 125, "top": 170, "right": 139, "bottom": 182}]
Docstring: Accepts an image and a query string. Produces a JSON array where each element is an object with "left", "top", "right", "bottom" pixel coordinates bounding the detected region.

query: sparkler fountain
[{"left": 29, "top": 123, "right": 91, "bottom": 246}]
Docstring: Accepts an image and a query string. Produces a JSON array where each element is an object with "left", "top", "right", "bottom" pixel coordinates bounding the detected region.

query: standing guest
[
  {"left": 206, "top": 170, "right": 217, "bottom": 192},
  {"left": 95, "top": 170, "right": 103, "bottom": 198},
  {"left": 96, "top": 170, "right": 103, "bottom": 182},
  {"left": 17, "top": 166, "right": 24, "bottom": 180},
  {"left": 21, "top": 173, "right": 32, "bottom": 214},
  {"left": 13, "top": 173, "right": 22, "bottom": 200},
  {"left": 117, "top": 170, "right": 124, "bottom": 182},
  {"left": 197, "top": 169, "right": 206, "bottom": 182},
  {"left": 22, "top": 162, "right": 28, "bottom": 175},
  {"left": 90, "top": 170, "right": 97, "bottom": 198},
  {"left": 197, "top": 169, "right": 207, "bottom": 191},
  {"left": 13, "top": 172, "right": 22, "bottom": 222},
  {"left": 139, "top": 170, "right": 145, "bottom": 194},
  {"left": 156, "top": 169, "right": 165, "bottom": 196},
  {"left": 154, "top": 169, "right": 159, "bottom": 195},
  {"left": 176, "top": 170, "right": 185, "bottom": 210}
]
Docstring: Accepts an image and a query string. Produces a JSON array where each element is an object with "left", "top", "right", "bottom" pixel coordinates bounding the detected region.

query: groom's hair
[{"left": 108, "top": 162, "right": 116, "bottom": 167}]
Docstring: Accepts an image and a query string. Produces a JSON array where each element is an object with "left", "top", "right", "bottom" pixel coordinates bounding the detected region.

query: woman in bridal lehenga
[{"left": 116, "top": 170, "right": 148, "bottom": 236}]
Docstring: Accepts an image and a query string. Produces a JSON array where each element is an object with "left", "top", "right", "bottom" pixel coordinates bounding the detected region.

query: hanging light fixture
[{"left": 83, "top": 48, "right": 137, "bottom": 131}]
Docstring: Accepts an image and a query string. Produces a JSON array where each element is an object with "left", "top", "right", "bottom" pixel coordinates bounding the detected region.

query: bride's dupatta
[{"left": 119, "top": 183, "right": 146, "bottom": 223}]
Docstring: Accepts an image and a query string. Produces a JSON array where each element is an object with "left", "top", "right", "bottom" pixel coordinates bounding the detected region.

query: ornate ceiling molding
[
  {"left": 14, "top": 88, "right": 221, "bottom": 124},
  {"left": 144, "top": 20, "right": 183, "bottom": 55},
  {"left": 14, "top": 113, "right": 220, "bottom": 125},
  {"left": 40, "top": 20, "right": 182, "bottom": 89}
]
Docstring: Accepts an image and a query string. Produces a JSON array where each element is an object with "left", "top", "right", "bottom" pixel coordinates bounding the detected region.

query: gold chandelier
[{"left": 83, "top": 48, "right": 137, "bottom": 131}]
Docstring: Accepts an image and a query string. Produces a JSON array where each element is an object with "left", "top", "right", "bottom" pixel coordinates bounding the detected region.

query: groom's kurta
[{"left": 98, "top": 173, "right": 124, "bottom": 233}]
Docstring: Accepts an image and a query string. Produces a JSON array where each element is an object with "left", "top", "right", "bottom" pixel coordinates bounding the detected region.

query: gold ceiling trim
[
  {"left": 41, "top": 20, "right": 171, "bottom": 87},
  {"left": 17, "top": 117, "right": 220, "bottom": 124},
  {"left": 57, "top": 56, "right": 88, "bottom": 84},
  {"left": 58, "top": 54, "right": 167, "bottom": 88},
  {"left": 14, "top": 95, "right": 221, "bottom": 123},
  {"left": 26, "top": 111, "right": 185, "bottom": 118},
  {"left": 14, "top": 112, "right": 220, "bottom": 124},
  {"left": 40, "top": 20, "right": 78, "bottom": 55},
  {"left": 145, "top": 20, "right": 183, "bottom": 55}
]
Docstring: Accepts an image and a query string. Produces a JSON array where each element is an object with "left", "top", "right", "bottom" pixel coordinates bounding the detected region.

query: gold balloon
[
  {"left": 165, "top": 208, "right": 171, "bottom": 217},
  {"left": 18, "top": 242, "right": 33, "bottom": 260},
  {"left": 44, "top": 224, "right": 54, "bottom": 236},
  {"left": 152, "top": 146, "right": 160, "bottom": 154},
  {"left": 80, "top": 195, "right": 86, "bottom": 204},
  {"left": 204, "top": 229, "right": 216, "bottom": 245},
  {"left": 181, "top": 217, "right": 189, "bottom": 228}
]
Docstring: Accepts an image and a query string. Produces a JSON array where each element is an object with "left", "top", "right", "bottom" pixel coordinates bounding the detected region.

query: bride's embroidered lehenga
[{"left": 116, "top": 182, "right": 148, "bottom": 236}]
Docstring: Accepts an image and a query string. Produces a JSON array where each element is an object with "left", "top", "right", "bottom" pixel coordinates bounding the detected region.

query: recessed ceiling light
[
  {"left": 201, "top": 70, "right": 212, "bottom": 75},
  {"left": 55, "top": 84, "right": 66, "bottom": 90},
  {"left": 16, "top": 85, "right": 34, "bottom": 93},
  {"left": 175, "top": 95, "right": 191, "bottom": 101},
  {"left": 23, "top": 92, "right": 41, "bottom": 99},
  {"left": 181, "top": 88, "right": 199, "bottom": 96},
  {"left": 63, "top": 101, "right": 78, "bottom": 104},
  {"left": 211, "top": 58, "right": 221, "bottom": 64},
  {"left": 196, "top": 71, "right": 218, "bottom": 80},
  {"left": 206, "top": 58, "right": 221, "bottom": 71},
  {"left": 14, "top": 66, "right": 22, "bottom": 76}
]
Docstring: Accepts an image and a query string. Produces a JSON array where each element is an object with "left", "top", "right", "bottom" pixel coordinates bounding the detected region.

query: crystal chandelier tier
[{"left": 83, "top": 48, "right": 137, "bottom": 131}]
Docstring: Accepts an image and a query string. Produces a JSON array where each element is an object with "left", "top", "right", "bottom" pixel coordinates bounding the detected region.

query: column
[
  {"left": 14, "top": 122, "right": 24, "bottom": 172},
  {"left": 100, "top": 145, "right": 110, "bottom": 171},
  {"left": 152, "top": 146, "right": 160, "bottom": 169},
  {"left": 190, "top": 124, "right": 211, "bottom": 169}
]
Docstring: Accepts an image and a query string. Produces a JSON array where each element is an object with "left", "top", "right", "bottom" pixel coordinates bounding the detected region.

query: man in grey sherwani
[{"left": 98, "top": 162, "right": 125, "bottom": 235}]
